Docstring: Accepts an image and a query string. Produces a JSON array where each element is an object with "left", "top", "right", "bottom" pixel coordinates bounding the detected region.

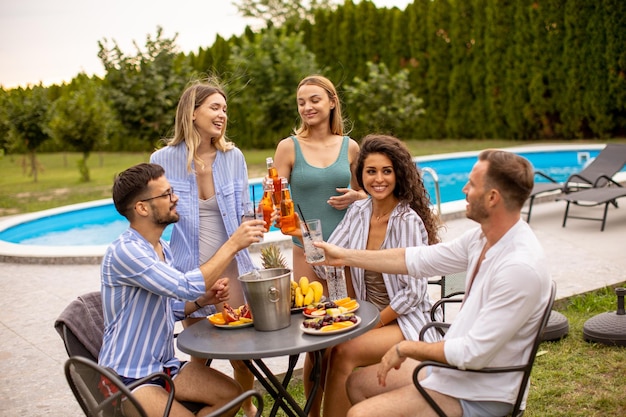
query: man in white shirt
[{"left": 314, "top": 149, "right": 551, "bottom": 417}]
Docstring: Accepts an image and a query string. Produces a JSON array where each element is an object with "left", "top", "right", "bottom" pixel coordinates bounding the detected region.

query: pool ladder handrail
[{"left": 420, "top": 167, "right": 442, "bottom": 216}]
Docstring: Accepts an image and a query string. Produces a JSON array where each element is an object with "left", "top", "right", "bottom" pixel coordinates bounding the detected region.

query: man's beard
[
  {"left": 152, "top": 206, "right": 179, "bottom": 226},
  {"left": 466, "top": 195, "right": 488, "bottom": 223}
]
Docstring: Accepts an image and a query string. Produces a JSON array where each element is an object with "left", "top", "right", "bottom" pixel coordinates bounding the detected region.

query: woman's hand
[{"left": 327, "top": 188, "right": 365, "bottom": 210}]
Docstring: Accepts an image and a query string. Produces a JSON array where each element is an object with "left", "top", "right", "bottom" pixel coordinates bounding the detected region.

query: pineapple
[{"left": 259, "top": 244, "right": 288, "bottom": 269}]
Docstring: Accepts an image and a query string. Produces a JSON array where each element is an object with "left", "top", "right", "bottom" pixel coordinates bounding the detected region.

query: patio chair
[
  {"left": 428, "top": 272, "right": 466, "bottom": 325},
  {"left": 65, "top": 356, "right": 264, "bottom": 417},
  {"left": 55, "top": 293, "right": 259, "bottom": 415},
  {"left": 524, "top": 143, "right": 626, "bottom": 222},
  {"left": 557, "top": 181, "right": 626, "bottom": 231},
  {"left": 413, "top": 280, "right": 556, "bottom": 417}
]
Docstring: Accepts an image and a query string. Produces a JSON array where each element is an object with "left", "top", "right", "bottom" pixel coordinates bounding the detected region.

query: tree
[
  {"left": 233, "top": 0, "right": 339, "bottom": 29},
  {"left": 98, "top": 27, "right": 193, "bottom": 151},
  {"left": 227, "top": 27, "right": 319, "bottom": 148},
  {"left": 344, "top": 62, "right": 424, "bottom": 140},
  {"left": 425, "top": 0, "right": 452, "bottom": 138},
  {"left": 0, "top": 87, "right": 11, "bottom": 154},
  {"left": 47, "top": 75, "right": 114, "bottom": 182},
  {"left": 603, "top": 0, "right": 626, "bottom": 135},
  {"left": 4, "top": 85, "right": 52, "bottom": 182}
]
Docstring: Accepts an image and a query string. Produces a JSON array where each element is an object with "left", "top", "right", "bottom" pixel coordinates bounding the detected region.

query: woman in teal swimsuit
[{"left": 273, "top": 74, "right": 366, "bottom": 417}]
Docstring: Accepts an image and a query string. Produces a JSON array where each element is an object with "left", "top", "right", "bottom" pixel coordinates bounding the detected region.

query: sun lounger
[
  {"left": 525, "top": 144, "right": 626, "bottom": 222},
  {"left": 557, "top": 181, "right": 626, "bottom": 231}
]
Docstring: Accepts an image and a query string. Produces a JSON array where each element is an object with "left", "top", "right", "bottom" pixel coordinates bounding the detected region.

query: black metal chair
[
  {"left": 65, "top": 356, "right": 264, "bottom": 417},
  {"left": 413, "top": 280, "right": 556, "bottom": 417},
  {"left": 428, "top": 271, "right": 466, "bottom": 324},
  {"left": 56, "top": 293, "right": 263, "bottom": 416}
]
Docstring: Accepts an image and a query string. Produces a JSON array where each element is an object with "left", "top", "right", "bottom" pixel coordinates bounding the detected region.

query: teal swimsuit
[{"left": 289, "top": 136, "right": 352, "bottom": 247}]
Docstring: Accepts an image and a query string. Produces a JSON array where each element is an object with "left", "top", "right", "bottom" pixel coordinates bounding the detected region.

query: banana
[
  {"left": 290, "top": 280, "right": 298, "bottom": 307},
  {"left": 295, "top": 287, "right": 304, "bottom": 307},
  {"left": 303, "top": 287, "right": 315, "bottom": 306},
  {"left": 299, "top": 276, "right": 310, "bottom": 294},
  {"left": 309, "top": 281, "right": 323, "bottom": 303}
]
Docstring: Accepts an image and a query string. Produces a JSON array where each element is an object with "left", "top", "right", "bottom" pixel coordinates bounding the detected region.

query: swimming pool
[{"left": 1, "top": 144, "right": 622, "bottom": 259}]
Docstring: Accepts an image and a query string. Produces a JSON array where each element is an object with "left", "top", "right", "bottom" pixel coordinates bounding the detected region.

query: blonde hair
[
  {"left": 294, "top": 75, "right": 345, "bottom": 137},
  {"left": 168, "top": 79, "right": 234, "bottom": 172}
]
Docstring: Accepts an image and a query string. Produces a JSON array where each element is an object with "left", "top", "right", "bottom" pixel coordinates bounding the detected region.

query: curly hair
[{"left": 356, "top": 134, "right": 441, "bottom": 245}]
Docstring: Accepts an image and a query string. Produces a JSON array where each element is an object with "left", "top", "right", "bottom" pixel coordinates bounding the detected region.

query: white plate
[
  {"left": 301, "top": 316, "right": 361, "bottom": 335},
  {"left": 302, "top": 302, "right": 360, "bottom": 318},
  {"left": 208, "top": 314, "right": 254, "bottom": 329},
  {"left": 213, "top": 322, "right": 254, "bottom": 329}
]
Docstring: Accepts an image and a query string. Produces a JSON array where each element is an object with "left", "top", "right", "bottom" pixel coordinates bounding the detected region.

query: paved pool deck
[{"left": 1, "top": 198, "right": 625, "bottom": 416}]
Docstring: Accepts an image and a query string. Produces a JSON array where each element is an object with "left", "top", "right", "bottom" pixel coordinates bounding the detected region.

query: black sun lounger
[
  {"left": 525, "top": 144, "right": 626, "bottom": 222},
  {"left": 557, "top": 183, "right": 626, "bottom": 231}
]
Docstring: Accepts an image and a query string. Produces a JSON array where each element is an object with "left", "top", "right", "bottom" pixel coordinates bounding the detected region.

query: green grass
[{"left": 247, "top": 285, "right": 626, "bottom": 417}]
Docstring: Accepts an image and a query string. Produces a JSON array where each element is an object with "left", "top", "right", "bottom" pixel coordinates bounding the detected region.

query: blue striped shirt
[
  {"left": 150, "top": 142, "right": 256, "bottom": 275},
  {"left": 99, "top": 228, "right": 206, "bottom": 378},
  {"left": 316, "top": 198, "right": 440, "bottom": 342}
]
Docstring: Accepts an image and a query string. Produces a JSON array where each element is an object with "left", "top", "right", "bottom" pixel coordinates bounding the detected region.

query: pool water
[
  {"left": 418, "top": 149, "right": 602, "bottom": 204},
  {"left": 1, "top": 147, "right": 619, "bottom": 247}
]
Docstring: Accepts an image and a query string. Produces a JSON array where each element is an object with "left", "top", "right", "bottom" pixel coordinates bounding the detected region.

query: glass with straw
[{"left": 297, "top": 204, "right": 325, "bottom": 263}]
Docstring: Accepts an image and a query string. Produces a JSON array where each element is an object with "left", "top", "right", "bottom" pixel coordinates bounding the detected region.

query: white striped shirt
[
  {"left": 99, "top": 228, "right": 206, "bottom": 378},
  {"left": 318, "top": 198, "right": 440, "bottom": 342}
]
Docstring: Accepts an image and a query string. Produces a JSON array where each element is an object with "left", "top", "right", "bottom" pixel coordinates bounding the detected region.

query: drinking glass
[
  {"left": 301, "top": 219, "right": 325, "bottom": 263},
  {"left": 325, "top": 265, "right": 348, "bottom": 301},
  {"left": 242, "top": 201, "right": 264, "bottom": 242}
]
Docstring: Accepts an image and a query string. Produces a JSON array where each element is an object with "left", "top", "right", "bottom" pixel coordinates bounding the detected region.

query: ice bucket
[{"left": 238, "top": 268, "right": 292, "bottom": 331}]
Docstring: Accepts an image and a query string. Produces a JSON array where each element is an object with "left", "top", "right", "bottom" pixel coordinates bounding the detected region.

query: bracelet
[
  {"left": 379, "top": 319, "right": 385, "bottom": 327},
  {"left": 396, "top": 343, "right": 403, "bottom": 358},
  {"left": 194, "top": 300, "right": 203, "bottom": 310}
]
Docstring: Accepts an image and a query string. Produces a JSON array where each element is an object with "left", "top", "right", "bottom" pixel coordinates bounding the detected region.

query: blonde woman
[{"left": 151, "top": 80, "right": 260, "bottom": 417}]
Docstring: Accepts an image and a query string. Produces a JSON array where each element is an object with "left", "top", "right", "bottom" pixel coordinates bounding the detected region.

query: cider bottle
[
  {"left": 266, "top": 157, "right": 282, "bottom": 205},
  {"left": 279, "top": 178, "right": 297, "bottom": 233},
  {"left": 259, "top": 178, "right": 275, "bottom": 232}
]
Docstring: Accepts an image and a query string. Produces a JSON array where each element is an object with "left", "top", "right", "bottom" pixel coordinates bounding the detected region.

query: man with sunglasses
[{"left": 99, "top": 163, "right": 264, "bottom": 416}]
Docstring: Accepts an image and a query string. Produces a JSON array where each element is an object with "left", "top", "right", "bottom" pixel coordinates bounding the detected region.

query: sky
[{"left": 0, "top": 0, "right": 412, "bottom": 89}]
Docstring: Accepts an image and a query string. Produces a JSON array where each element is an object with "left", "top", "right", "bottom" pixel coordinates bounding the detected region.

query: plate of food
[
  {"left": 301, "top": 314, "right": 361, "bottom": 335},
  {"left": 208, "top": 304, "right": 253, "bottom": 329},
  {"left": 302, "top": 298, "right": 360, "bottom": 318}
]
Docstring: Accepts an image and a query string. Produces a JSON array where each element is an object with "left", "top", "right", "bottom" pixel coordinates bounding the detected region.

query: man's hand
[
  {"left": 377, "top": 342, "right": 408, "bottom": 387},
  {"left": 199, "top": 277, "right": 230, "bottom": 306},
  {"left": 230, "top": 218, "right": 265, "bottom": 250},
  {"left": 311, "top": 241, "right": 347, "bottom": 267}
]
